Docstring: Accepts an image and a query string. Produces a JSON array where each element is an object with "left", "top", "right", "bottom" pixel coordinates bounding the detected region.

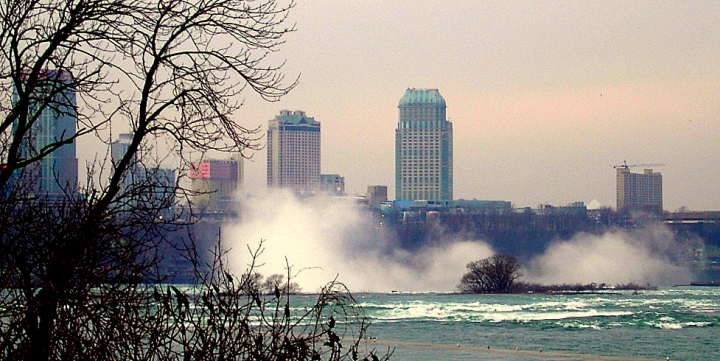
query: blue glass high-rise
[{"left": 12, "top": 69, "right": 78, "bottom": 196}]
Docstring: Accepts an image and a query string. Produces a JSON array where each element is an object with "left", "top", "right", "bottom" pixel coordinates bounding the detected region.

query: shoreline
[{"left": 363, "top": 339, "right": 659, "bottom": 361}]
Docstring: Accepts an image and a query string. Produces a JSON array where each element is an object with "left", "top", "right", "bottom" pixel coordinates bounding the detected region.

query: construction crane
[{"left": 612, "top": 160, "right": 666, "bottom": 169}]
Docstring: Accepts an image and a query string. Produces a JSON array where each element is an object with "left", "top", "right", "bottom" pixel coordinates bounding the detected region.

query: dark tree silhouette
[
  {"left": 0, "top": 1, "right": 390, "bottom": 360},
  {"left": 458, "top": 254, "right": 523, "bottom": 294}
]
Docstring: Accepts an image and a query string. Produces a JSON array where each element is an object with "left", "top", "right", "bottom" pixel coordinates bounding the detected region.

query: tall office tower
[
  {"left": 13, "top": 69, "right": 78, "bottom": 195},
  {"left": 267, "top": 110, "right": 321, "bottom": 194},
  {"left": 395, "top": 88, "right": 453, "bottom": 201},
  {"left": 616, "top": 167, "right": 663, "bottom": 214},
  {"left": 190, "top": 157, "right": 243, "bottom": 212}
]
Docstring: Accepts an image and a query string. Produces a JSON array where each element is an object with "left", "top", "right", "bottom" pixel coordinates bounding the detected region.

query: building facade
[
  {"left": 267, "top": 110, "right": 321, "bottom": 194},
  {"left": 144, "top": 167, "right": 177, "bottom": 220},
  {"left": 395, "top": 88, "right": 453, "bottom": 201},
  {"left": 13, "top": 69, "right": 78, "bottom": 196},
  {"left": 320, "top": 174, "right": 345, "bottom": 196},
  {"left": 110, "top": 133, "right": 136, "bottom": 192},
  {"left": 110, "top": 133, "right": 177, "bottom": 217},
  {"left": 190, "top": 157, "right": 243, "bottom": 213},
  {"left": 366, "top": 185, "right": 388, "bottom": 206},
  {"left": 616, "top": 167, "right": 663, "bottom": 213},
  {"left": 110, "top": 133, "right": 133, "bottom": 169}
]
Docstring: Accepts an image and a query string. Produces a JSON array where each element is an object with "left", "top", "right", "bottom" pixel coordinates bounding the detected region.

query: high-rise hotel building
[
  {"left": 267, "top": 110, "right": 321, "bottom": 194},
  {"left": 395, "top": 88, "right": 453, "bottom": 201},
  {"left": 616, "top": 167, "right": 663, "bottom": 214}
]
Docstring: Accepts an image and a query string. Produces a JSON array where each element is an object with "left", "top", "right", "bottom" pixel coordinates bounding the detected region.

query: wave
[
  {"left": 364, "top": 300, "right": 633, "bottom": 324},
  {"left": 483, "top": 310, "right": 633, "bottom": 323},
  {"left": 355, "top": 289, "right": 720, "bottom": 361},
  {"left": 647, "top": 320, "right": 714, "bottom": 330},
  {"left": 358, "top": 295, "right": 720, "bottom": 331}
]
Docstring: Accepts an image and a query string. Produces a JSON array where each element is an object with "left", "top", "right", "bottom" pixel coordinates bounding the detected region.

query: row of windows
[
  {"left": 398, "top": 133, "right": 444, "bottom": 139},
  {"left": 400, "top": 166, "right": 441, "bottom": 171},
  {"left": 401, "top": 179, "right": 442, "bottom": 184},
  {"left": 278, "top": 133, "right": 320, "bottom": 138},
  {"left": 400, "top": 147, "right": 441, "bottom": 153},
  {"left": 401, "top": 155, "right": 442, "bottom": 160},
  {"left": 400, "top": 168, "right": 443, "bottom": 174},
  {"left": 276, "top": 152, "right": 319, "bottom": 157},
  {"left": 397, "top": 120, "right": 447, "bottom": 129},
  {"left": 399, "top": 142, "right": 443, "bottom": 146},
  {"left": 399, "top": 191, "right": 448, "bottom": 200}
]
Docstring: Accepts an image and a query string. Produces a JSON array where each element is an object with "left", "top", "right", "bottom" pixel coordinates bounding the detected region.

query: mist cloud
[
  {"left": 223, "top": 191, "right": 493, "bottom": 292},
  {"left": 524, "top": 226, "right": 694, "bottom": 286},
  {"left": 223, "top": 192, "right": 696, "bottom": 291}
]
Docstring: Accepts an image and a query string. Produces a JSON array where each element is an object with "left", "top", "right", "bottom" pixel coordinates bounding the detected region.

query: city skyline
[
  {"left": 225, "top": 1, "right": 720, "bottom": 212},
  {"left": 55, "top": 2, "right": 720, "bottom": 211}
]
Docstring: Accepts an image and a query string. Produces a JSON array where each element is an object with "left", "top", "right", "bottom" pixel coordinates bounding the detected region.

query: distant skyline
[
  {"left": 87, "top": 1, "right": 720, "bottom": 211},
  {"left": 231, "top": 1, "right": 720, "bottom": 211}
]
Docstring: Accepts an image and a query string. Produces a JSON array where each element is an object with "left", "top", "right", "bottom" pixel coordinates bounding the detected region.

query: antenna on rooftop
[{"left": 612, "top": 160, "right": 666, "bottom": 169}]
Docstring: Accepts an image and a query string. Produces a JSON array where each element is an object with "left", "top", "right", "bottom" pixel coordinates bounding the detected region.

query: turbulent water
[{"left": 347, "top": 287, "right": 719, "bottom": 361}]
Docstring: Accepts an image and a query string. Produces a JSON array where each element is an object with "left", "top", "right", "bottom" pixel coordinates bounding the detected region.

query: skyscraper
[
  {"left": 13, "top": 69, "right": 78, "bottom": 195},
  {"left": 267, "top": 110, "right": 321, "bottom": 194},
  {"left": 395, "top": 88, "right": 453, "bottom": 201},
  {"left": 616, "top": 167, "right": 663, "bottom": 214}
]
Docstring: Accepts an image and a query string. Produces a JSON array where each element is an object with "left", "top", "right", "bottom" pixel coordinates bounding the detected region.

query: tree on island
[
  {"left": 458, "top": 254, "right": 523, "bottom": 294},
  {"left": 0, "top": 1, "right": 389, "bottom": 360},
  {"left": 458, "top": 255, "right": 658, "bottom": 294}
]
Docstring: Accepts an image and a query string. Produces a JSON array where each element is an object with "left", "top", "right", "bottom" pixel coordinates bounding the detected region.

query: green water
[{"left": 351, "top": 287, "right": 719, "bottom": 361}]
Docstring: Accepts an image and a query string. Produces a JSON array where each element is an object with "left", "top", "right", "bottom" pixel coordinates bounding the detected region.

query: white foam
[{"left": 482, "top": 309, "right": 632, "bottom": 323}]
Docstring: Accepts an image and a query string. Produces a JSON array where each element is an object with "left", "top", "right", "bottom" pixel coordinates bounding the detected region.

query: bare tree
[
  {"left": 260, "top": 273, "right": 302, "bottom": 295},
  {"left": 0, "top": 177, "right": 172, "bottom": 360},
  {"left": 160, "top": 244, "right": 390, "bottom": 361},
  {"left": 458, "top": 254, "right": 523, "bottom": 294},
  {"left": 0, "top": 1, "right": 390, "bottom": 360},
  {"left": 1, "top": 0, "right": 296, "bottom": 201}
]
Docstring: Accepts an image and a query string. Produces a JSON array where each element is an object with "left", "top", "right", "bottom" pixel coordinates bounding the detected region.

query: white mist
[{"left": 222, "top": 191, "right": 493, "bottom": 292}]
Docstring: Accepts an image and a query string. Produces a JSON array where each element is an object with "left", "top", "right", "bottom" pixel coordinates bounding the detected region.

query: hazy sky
[{"left": 234, "top": 1, "right": 720, "bottom": 211}]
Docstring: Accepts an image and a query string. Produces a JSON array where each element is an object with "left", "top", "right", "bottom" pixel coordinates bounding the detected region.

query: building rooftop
[
  {"left": 276, "top": 110, "right": 319, "bottom": 126},
  {"left": 398, "top": 88, "right": 446, "bottom": 107}
]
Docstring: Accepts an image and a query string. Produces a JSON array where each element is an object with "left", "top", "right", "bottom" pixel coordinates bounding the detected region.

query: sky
[{"left": 232, "top": 1, "right": 720, "bottom": 211}]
